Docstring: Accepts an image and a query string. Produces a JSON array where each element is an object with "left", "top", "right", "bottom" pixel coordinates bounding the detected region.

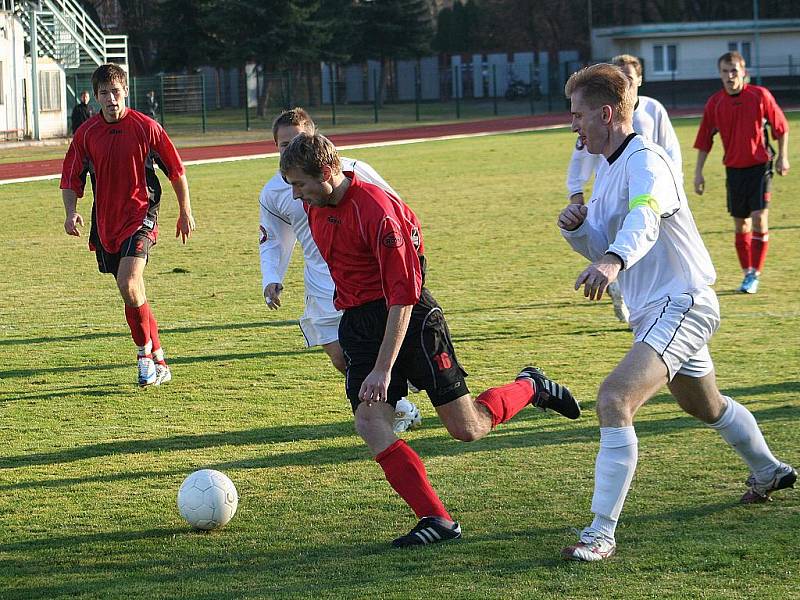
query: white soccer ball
[{"left": 177, "top": 469, "right": 238, "bottom": 530}]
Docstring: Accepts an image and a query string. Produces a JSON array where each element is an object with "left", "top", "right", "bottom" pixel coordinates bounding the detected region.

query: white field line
[{"left": 0, "top": 123, "right": 568, "bottom": 186}]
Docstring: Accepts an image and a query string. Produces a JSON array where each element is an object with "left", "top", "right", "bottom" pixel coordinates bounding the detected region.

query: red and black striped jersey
[
  {"left": 305, "top": 171, "right": 425, "bottom": 310},
  {"left": 694, "top": 84, "right": 788, "bottom": 168},
  {"left": 60, "top": 109, "right": 185, "bottom": 253}
]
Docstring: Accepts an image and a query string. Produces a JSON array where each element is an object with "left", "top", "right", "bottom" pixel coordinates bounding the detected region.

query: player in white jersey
[
  {"left": 260, "top": 108, "right": 421, "bottom": 433},
  {"left": 565, "top": 55, "right": 682, "bottom": 325},
  {"left": 557, "top": 64, "right": 795, "bottom": 562}
]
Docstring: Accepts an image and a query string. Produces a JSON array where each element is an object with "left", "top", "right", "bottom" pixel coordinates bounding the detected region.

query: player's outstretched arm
[
  {"left": 360, "top": 304, "right": 413, "bottom": 404},
  {"left": 575, "top": 253, "right": 623, "bottom": 301},
  {"left": 776, "top": 134, "right": 790, "bottom": 176},
  {"left": 171, "top": 174, "right": 196, "bottom": 243},
  {"left": 62, "top": 189, "right": 84, "bottom": 236},
  {"left": 694, "top": 150, "right": 709, "bottom": 195}
]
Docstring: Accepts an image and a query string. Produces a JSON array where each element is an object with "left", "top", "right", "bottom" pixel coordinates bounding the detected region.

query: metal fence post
[
  {"left": 415, "top": 63, "right": 420, "bottom": 122},
  {"left": 244, "top": 69, "right": 251, "bottom": 131},
  {"left": 329, "top": 63, "right": 337, "bottom": 126},
  {"left": 454, "top": 65, "right": 461, "bottom": 119},
  {"left": 373, "top": 68, "right": 379, "bottom": 123},
  {"left": 131, "top": 76, "right": 137, "bottom": 110},
  {"left": 492, "top": 64, "right": 498, "bottom": 116},
  {"left": 201, "top": 73, "right": 207, "bottom": 133},
  {"left": 285, "top": 70, "right": 292, "bottom": 109},
  {"left": 671, "top": 70, "right": 676, "bottom": 110},
  {"left": 529, "top": 62, "right": 535, "bottom": 115},
  {"left": 159, "top": 75, "right": 166, "bottom": 125}
]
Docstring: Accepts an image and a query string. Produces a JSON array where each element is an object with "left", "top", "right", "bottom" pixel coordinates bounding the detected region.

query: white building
[
  {"left": 0, "top": 0, "right": 127, "bottom": 141},
  {"left": 592, "top": 19, "right": 800, "bottom": 82}
]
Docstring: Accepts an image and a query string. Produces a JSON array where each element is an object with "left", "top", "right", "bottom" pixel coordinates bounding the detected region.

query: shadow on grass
[
  {"left": 1, "top": 404, "right": 795, "bottom": 490},
  {"left": 0, "top": 319, "right": 297, "bottom": 348},
  {"left": 0, "top": 346, "right": 312, "bottom": 380}
]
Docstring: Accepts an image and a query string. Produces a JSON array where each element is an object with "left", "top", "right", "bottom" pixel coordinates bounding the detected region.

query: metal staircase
[{"left": 10, "top": 0, "right": 128, "bottom": 72}]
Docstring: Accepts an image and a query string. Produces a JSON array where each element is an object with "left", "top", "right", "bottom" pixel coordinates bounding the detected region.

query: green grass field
[{"left": 1, "top": 118, "right": 798, "bottom": 599}]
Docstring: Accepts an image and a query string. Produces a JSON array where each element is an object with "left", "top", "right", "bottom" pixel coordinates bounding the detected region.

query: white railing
[{"left": 12, "top": 0, "right": 127, "bottom": 70}]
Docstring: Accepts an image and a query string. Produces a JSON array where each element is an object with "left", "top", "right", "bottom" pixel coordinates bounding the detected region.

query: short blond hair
[
  {"left": 565, "top": 63, "right": 635, "bottom": 123},
  {"left": 279, "top": 132, "right": 341, "bottom": 179},
  {"left": 611, "top": 54, "right": 642, "bottom": 79},
  {"left": 272, "top": 107, "right": 316, "bottom": 143}
]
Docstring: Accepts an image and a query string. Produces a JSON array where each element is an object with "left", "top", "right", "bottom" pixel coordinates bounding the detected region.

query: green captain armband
[{"left": 629, "top": 193, "right": 660, "bottom": 214}]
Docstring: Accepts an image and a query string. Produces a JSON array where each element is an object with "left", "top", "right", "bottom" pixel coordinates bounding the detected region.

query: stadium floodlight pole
[
  {"left": 329, "top": 63, "right": 337, "bottom": 126},
  {"left": 753, "top": 0, "right": 762, "bottom": 85},
  {"left": 415, "top": 62, "right": 420, "bottom": 122}
]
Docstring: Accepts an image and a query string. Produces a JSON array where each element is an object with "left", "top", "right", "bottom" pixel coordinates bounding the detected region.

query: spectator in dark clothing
[
  {"left": 144, "top": 90, "right": 159, "bottom": 120},
  {"left": 71, "top": 90, "right": 93, "bottom": 134}
]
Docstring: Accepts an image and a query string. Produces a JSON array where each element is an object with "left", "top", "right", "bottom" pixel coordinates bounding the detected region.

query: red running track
[{"left": 1, "top": 113, "right": 573, "bottom": 182}]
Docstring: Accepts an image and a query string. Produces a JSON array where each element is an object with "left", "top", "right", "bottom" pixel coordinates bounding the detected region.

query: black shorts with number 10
[{"left": 339, "top": 287, "right": 469, "bottom": 412}]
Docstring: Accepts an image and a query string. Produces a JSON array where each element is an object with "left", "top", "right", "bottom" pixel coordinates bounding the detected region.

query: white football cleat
[
  {"left": 561, "top": 527, "right": 616, "bottom": 562},
  {"left": 154, "top": 363, "right": 172, "bottom": 386},
  {"left": 137, "top": 356, "right": 157, "bottom": 386},
  {"left": 393, "top": 398, "right": 422, "bottom": 433}
]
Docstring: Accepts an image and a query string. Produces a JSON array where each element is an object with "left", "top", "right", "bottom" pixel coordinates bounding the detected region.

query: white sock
[
  {"left": 590, "top": 426, "right": 638, "bottom": 540},
  {"left": 708, "top": 396, "right": 779, "bottom": 482},
  {"left": 137, "top": 341, "right": 153, "bottom": 357},
  {"left": 153, "top": 348, "right": 165, "bottom": 363}
]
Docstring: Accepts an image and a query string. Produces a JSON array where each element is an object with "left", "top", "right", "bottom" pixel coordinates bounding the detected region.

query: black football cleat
[
  {"left": 391, "top": 516, "right": 462, "bottom": 548},
  {"left": 517, "top": 366, "right": 581, "bottom": 420}
]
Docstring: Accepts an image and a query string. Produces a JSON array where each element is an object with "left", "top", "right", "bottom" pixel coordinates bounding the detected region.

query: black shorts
[
  {"left": 338, "top": 288, "right": 469, "bottom": 412},
  {"left": 94, "top": 229, "right": 155, "bottom": 277},
  {"left": 726, "top": 162, "right": 772, "bottom": 218}
]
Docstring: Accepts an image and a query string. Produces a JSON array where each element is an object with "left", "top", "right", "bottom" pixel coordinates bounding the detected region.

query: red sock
[
  {"left": 476, "top": 380, "right": 533, "bottom": 427},
  {"left": 375, "top": 440, "right": 451, "bottom": 520},
  {"left": 124, "top": 303, "right": 151, "bottom": 350},
  {"left": 149, "top": 310, "right": 165, "bottom": 363},
  {"left": 735, "top": 232, "right": 752, "bottom": 271},
  {"left": 751, "top": 232, "right": 769, "bottom": 274}
]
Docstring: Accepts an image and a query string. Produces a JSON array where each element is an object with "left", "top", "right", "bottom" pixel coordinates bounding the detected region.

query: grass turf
[{"left": 0, "top": 117, "right": 798, "bottom": 599}]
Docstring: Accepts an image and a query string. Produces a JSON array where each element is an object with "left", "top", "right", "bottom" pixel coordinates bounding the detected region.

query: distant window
[
  {"left": 727, "top": 41, "right": 752, "bottom": 65},
  {"left": 39, "top": 70, "right": 62, "bottom": 111},
  {"left": 653, "top": 44, "right": 677, "bottom": 73}
]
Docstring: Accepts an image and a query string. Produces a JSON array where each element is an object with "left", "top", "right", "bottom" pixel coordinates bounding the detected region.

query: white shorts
[
  {"left": 299, "top": 294, "right": 342, "bottom": 348},
  {"left": 631, "top": 287, "right": 720, "bottom": 380}
]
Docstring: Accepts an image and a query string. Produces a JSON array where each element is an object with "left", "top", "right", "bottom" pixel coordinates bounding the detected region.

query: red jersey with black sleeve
[
  {"left": 60, "top": 109, "right": 185, "bottom": 253},
  {"left": 305, "top": 171, "right": 425, "bottom": 310},
  {"left": 693, "top": 84, "right": 788, "bottom": 168}
]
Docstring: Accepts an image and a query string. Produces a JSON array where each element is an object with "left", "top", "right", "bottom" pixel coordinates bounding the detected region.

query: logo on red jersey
[
  {"left": 135, "top": 240, "right": 144, "bottom": 254},
  {"left": 382, "top": 231, "right": 404, "bottom": 248},
  {"left": 327, "top": 216, "right": 341, "bottom": 224}
]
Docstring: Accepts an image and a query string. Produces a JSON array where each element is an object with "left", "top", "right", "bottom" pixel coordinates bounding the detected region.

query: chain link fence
[{"left": 66, "top": 57, "right": 800, "bottom": 137}]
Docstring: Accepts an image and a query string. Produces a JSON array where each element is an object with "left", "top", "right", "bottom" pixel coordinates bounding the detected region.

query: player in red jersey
[
  {"left": 694, "top": 51, "right": 790, "bottom": 294},
  {"left": 60, "top": 64, "right": 196, "bottom": 386},
  {"left": 280, "top": 132, "right": 580, "bottom": 547}
]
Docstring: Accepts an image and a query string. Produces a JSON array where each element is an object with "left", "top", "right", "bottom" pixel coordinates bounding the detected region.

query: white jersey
[
  {"left": 565, "top": 95, "right": 682, "bottom": 199},
  {"left": 562, "top": 134, "right": 715, "bottom": 313},
  {"left": 258, "top": 157, "right": 399, "bottom": 300}
]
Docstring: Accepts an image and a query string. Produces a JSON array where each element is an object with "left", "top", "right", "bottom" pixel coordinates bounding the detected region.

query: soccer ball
[{"left": 177, "top": 469, "right": 238, "bottom": 530}]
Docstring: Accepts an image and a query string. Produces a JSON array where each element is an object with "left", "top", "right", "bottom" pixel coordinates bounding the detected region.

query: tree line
[{"left": 106, "top": 0, "right": 798, "bottom": 75}]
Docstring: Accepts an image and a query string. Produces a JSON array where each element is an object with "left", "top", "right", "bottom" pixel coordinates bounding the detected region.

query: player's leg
[
  {"left": 562, "top": 342, "right": 667, "bottom": 562},
  {"left": 729, "top": 167, "right": 755, "bottom": 289},
  {"left": 409, "top": 291, "right": 578, "bottom": 442},
  {"left": 748, "top": 161, "right": 773, "bottom": 288},
  {"left": 669, "top": 365, "right": 795, "bottom": 504},
  {"left": 341, "top": 300, "right": 459, "bottom": 547},
  {"left": 116, "top": 232, "right": 167, "bottom": 385}
]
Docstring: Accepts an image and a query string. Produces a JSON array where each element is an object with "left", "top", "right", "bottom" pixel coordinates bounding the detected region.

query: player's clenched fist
[{"left": 558, "top": 203, "right": 588, "bottom": 231}]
